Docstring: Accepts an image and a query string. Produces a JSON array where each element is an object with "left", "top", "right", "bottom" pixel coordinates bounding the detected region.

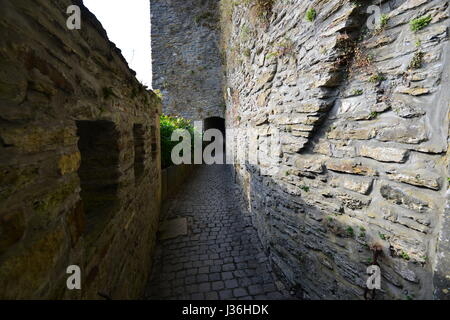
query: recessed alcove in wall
[
  {"left": 76, "top": 120, "right": 120, "bottom": 244},
  {"left": 133, "top": 124, "right": 145, "bottom": 183},
  {"left": 151, "top": 124, "right": 158, "bottom": 155}
]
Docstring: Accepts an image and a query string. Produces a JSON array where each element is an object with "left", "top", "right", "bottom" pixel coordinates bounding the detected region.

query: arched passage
[
  {"left": 203, "top": 117, "right": 225, "bottom": 136},
  {"left": 203, "top": 117, "right": 226, "bottom": 161}
]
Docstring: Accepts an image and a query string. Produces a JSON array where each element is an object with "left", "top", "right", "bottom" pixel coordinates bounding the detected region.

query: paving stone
[
  {"left": 198, "top": 282, "right": 211, "bottom": 293},
  {"left": 218, "top": 291, "right": 233, "bottom": 302},
  {"left": 186, "top": 284, "right": 199, "bottom": 294},
  {"left": 221, "top": 271, "right": 234, "bottom": 280},
  {"left": 267, "top": 291, "right": 284, "bottom": 300},
  {"left": 210, "top": 265, "right": 221, "bottom": 273},
  {"left": 197, "top": 274, "right": 208, "bottom": 283},
  {"left": 238, "top": 277, "right": 252, "bottom": 287},
  {"left": 233, "top": 288, "right": 248, "bottom": 298},
  {"left": 248, "top": 284, "right": 264, "bottom": 295},
  {"left": 263, "top": 283, "right": 277, "bottom": 293},
  {"left": 205, "top": 291, "right": 219, "bottom": 300},
  {"left": 225, "top": 279, "right": 239, "bottom": 289},
  {"left": 209, "top": 273, "right": 221, "bottom": 281},
  {"left": 191, "top": 293, "right": 204, "bottom": 300},
  {"left": 212, "top": 281, "right": 225, "bottom": 291}
]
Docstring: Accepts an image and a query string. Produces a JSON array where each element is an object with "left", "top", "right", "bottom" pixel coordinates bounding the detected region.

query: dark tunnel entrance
[
  {"left": 203, "top": 117, "right": 225, "bottom": 136},
  {"left": 203, "top": 117, "right": 225, "bottom": 163}
]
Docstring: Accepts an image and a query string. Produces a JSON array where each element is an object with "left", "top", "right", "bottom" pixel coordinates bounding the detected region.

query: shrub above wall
[{"left": 160, "top": 115, "right": 197, "bottom": 169}]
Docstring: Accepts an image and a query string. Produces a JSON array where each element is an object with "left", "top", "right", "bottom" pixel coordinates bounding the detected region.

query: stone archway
[
  {"left": 203, "top": 117, "right": 226, "bottom": 162},
  {"left": 203, "top": 117, "right": 225, "bottom": 136}
]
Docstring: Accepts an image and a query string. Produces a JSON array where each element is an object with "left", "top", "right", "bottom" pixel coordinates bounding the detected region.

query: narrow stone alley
[{"left": 146, "top": 165, "right": 291, "bottom": 300}]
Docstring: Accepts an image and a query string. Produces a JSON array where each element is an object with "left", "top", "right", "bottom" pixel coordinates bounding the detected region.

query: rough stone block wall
[
  {"left": 222, "top": 0, "right": 450, "bottom": 299},
  {"left": 0, "top": 0, "right": 162, "bottom": 299},
  {"left": 151, "top": 0, "right": 225, "bottom": 121}
]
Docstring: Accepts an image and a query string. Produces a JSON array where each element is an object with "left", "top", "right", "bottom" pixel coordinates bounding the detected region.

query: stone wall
[
  {"left": 151, "top": 0, "right": 225, "bottom": 121},
  {"left": 161, "top": 164, "right": 195, "bottom": 202},
  {"left": 0, "top": 0, "right": 162, "bottom": 299},
  {"left": 222, "top": 0, "right": 450, "bottom": 299}
]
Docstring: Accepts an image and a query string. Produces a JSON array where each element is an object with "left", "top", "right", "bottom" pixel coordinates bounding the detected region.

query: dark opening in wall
[
  {"left": 204, "top": 117, "right": 226, "bottom": 159},
  {"left": 204, "top": 117, "right": 225, "bottom": 136},
  {"left": 133, "top": 124, "right": 145, "bottom": 183},
  {"left": 76, "top": 120, "right": 120, "bottom": 243},
  {"left": 151, "top": 124, "right": 158, "bottom": 155}
]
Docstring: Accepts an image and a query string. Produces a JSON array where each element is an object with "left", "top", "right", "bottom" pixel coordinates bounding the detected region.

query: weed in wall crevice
[
  {"left": 409, "top": 51, "right": 425, "bottom": 69},
  {"left": 253, "top": 0, "right": 276, "bottom": 21},
  {"left": 410, "top": 15, "right": 432, "bottom": 32},
  {"left": 306, "top": 8, "right": 317, "bottom": 22}
]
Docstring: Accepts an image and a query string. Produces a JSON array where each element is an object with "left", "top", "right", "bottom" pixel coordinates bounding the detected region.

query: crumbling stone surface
[
  {"left": 151, "top": 0, "right": 226, "bottom": 121},
  {"left": 222, "top": 0, "right": 450, "bottom": 299},
  {"left": 0, "top": 0, "right": 162, "bottom": 299}
]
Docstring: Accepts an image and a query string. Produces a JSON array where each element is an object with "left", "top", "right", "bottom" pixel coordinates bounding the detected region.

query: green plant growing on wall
[
  {"left": 400, "top": 251, "right": 410, "bottom": 261},
  {"left": 154, "top": 89, "right": 163, "bottom": 100},
  {"left": 160, "top": 115, "right": 198, "bottom": 169},
  {"left": 306, "top": 8, "right": 317, "bottom": 22},
  {"left": 379, "top": 232, "right": 387, "bottom": 240},
  {"left": 410, "top": 15, "right": 432, "bottom": 32},
  {"left": 369, "top": 111, "right": 379, "bottom": 119},
  {"left": 359, "top": 227, "right": 366, "bottom": 239},
  {"left": 352, "top": 89, "right": 363, "bottom": 96},
  {"left": 346, "top": 227, "right": 355, "bottom": 238},
  {"left": 380, "top": 14, "right": 389, "bottom": 28},
  {"left": 300, "top": 185, "right": 310, "bottom": 192},
  {"left": 405, "top": 294, "right": 415, "bottom": 300},
  {"left": 409, "top": 51, "right": 425, "bottom": 69},
  {"left": 368, "top": 72, "right": 386, "bottom": 84}
]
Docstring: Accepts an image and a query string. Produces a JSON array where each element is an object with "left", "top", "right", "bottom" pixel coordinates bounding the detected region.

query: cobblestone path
[{"left": 146, "top": 165, "right": 291, "bottom": 300}]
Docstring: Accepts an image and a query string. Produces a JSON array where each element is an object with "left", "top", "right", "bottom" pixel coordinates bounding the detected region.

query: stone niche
[{"left": 0, "top": 0, "right": 162, "bottom": 299}]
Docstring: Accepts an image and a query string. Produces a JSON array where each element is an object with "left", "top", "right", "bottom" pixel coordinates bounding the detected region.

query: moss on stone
[
  {"left": 58, "top": 152, "right": 81, "bottom": 176},
  {"left": 33, "top": 180, "right": 78, "bottom": 215}
]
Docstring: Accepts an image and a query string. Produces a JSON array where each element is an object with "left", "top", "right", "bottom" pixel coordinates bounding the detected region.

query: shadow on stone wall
[{"left": 234, "top": 160, "right": 447, "bottom": 300}]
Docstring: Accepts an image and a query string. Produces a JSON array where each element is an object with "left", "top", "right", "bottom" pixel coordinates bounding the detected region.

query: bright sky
[{"left": 84, "top": 0, "right": 152, "bottom": 87}]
